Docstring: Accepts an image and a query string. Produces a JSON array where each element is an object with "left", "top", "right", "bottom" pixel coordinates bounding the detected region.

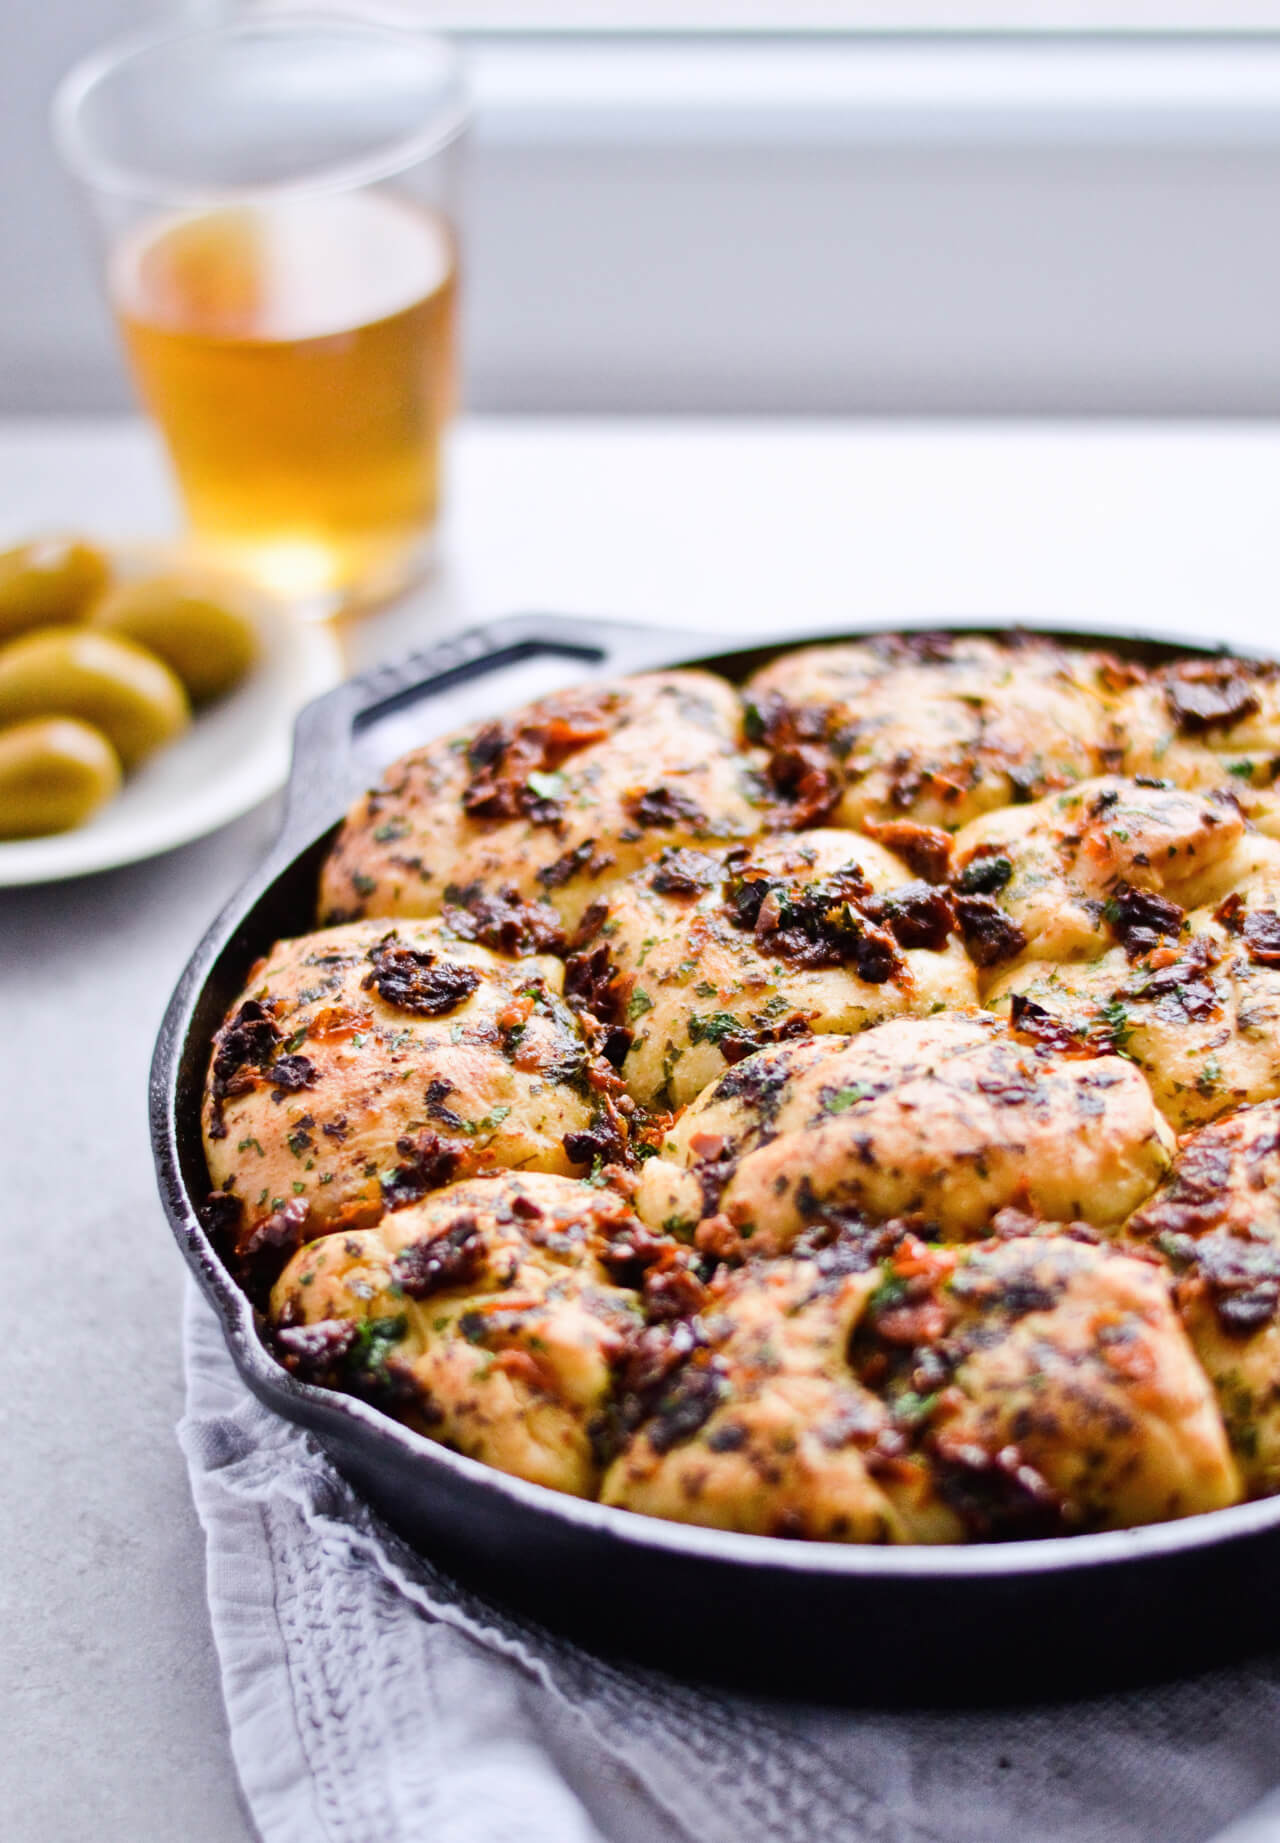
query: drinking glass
[{"left": 54, "top": 15, "right": 467, "bottom": 618}]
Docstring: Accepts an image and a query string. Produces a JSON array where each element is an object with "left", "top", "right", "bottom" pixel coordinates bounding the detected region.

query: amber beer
[{"left": 111, "top": 190, "right": 457, "bottom": 607}]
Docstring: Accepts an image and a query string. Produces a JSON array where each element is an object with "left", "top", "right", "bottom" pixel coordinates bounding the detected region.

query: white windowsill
[
  {"left": 17, "top": 24, "right": 1280, "bottom": 413},
  {"left": 466, "top": 31, "right": 1280, "bottom": 147}
]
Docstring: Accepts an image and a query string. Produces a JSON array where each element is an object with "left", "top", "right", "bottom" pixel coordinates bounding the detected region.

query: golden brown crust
[
  {"left": 577, "top": 829, "right": 978, "bottom": 1109},
  {"left": 601, "top": 1258, "right": 945, "bottom": 1541},
  {"left": 604, "top": 1235, "right": 1238, "bottom": 1538},
  {"left": 988, "top": 930, "right": 1280, "bottom": 1134},
  {"left": 269, "top": 1173, "right": 648, "bottom": 1497},
  {"left": 926, "top": 1236, "right": 1239, "bottom": 1530},
  {"left": 1127, "top": 1102, "right": 1280, "bottom": 1494},
  {"left": 745, "top": 632, "right": 1123, "bottom": 830},
  {"left": 202, "top": 919, "right": 622, "bottom": 1285},
  {"left": 319, "top": 671, "right": 767, "bottom": 929},
  {"left": 1114, "top": 655, "right": 1280, "bottom": 821},
  {"left": 951, "top": 776, "right": 1259, "bottom": 975},
  {"left": 635, "top": 1014, "right": 1174, "bottom": 1251},
  {"left": 199, "top": 632, "right": 1280, "bottom": 1543}
]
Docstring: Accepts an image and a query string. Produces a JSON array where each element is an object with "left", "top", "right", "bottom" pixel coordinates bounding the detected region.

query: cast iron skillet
[{"left": 151, "top": 613, "right": 1280, "bottom": 1703}]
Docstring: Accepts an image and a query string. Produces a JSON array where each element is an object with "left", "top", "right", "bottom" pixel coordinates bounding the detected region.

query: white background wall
[
  {"left": 9, "top": 8, "right": 1280, "bottom": 415},
  {"left": 0, "top": 0, "right": 164, "bottom": 412}
]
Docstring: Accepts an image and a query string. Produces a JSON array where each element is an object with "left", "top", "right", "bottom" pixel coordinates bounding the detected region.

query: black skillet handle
[{"left": 276, "top": 612, "right": 687, "bottom": 860}]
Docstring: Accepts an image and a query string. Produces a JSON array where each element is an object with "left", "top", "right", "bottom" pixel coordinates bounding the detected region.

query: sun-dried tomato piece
[
  {"left": 536, "top": 840, "right": 614, "bottom": 890},
  {"left": 200, "top": 1187, "right": 243, "bottom": 1244},
  {"left": 381, "top": 1132, "right": 465, "bottom": 1209},
  {"left": 1009, "top": 995, "right": 1097, "bottom": 1058},
  {"left": 237, "top": 1196, "right": 310, "bottom": 1292},
  {"left": 723, "top": 862, "right": 903, "bottom": 978},
  {"left": 718, "top": 1011, "right": 811, "bottom": 1067},
  {"left": 863, "top": 819, "right": 954, "bottom": 884},
  {"left": 563, "top": 939, "right": 633, "bottom": 1032},
  {"left": 207, "top": 998, "right": 284, "bottom": 1134},
  {"left": 275, "top": 1319, "right": 360, "bottom": 1383},
  {"left": 862, "top": 882, "right": 956, "bottom": 952},
  {"left": 363, "top": 938, "right": 481, "bottom": 1017},
  {"left": 461, "top": 708, "right": 609, "bottom": 823},
  {"left": 1164, "top": 659, "right": 1264, "bottom": 734},
  {"left": 391, "top": 1217, "right": 487, "bottom": 1299},
  {"left": 954, "top": 895, "right": 1027, "bottom": 968},
  {"left": 269, "top": 1054, "right": 319, "bottom": 1099},
  {"left": 1123, "top": 933, "right": 1221, "bottom": 1023},
  {"left": 1106, "top": 881, "right": 1185, "bottom": 962},
  {"left": 624, "top": 786, "right": 708, "bottom": 830},
  {"left": 564, "top": 1095, "right": 631, "bottom": 1169},
  {"left": 441, "top": 884, "right": 566, "bottom": 956},
  {"left": 932, "top": 1438, "right": 1071, "bottom": 1540},
  {"left": 1243, "top": 910, "right": 1280, "bottom": 967},
  {"left": 648, "top": 847, "right": 721, "bottom": 896}
]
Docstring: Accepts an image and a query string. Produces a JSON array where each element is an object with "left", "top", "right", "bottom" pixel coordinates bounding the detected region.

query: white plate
[{"left": 0, "top": 600, "right": 343, "bottom": 886}]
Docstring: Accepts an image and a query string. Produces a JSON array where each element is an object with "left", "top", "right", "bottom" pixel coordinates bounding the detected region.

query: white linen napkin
[{"left": 180, "top": 1280, "right": 1280, "bottom": 1843}]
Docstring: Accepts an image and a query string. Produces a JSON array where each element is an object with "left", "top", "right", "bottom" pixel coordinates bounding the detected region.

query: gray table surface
[{"left": 3, "top": 804, "right": 277, "bottom": 1843}]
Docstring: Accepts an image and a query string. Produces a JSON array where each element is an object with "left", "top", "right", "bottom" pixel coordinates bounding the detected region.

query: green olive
[
  {"left": 0, "top": 627, "right": 190, "bottom": 769},
  {"left": 91, "top": 568, "right": 260, "bottom": 703},
  {"left": 0, "top": 716, "right": 122, "bottom": 838},
  {"left": 0, "top": 536, "right": 111, "bottom": 639}
]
